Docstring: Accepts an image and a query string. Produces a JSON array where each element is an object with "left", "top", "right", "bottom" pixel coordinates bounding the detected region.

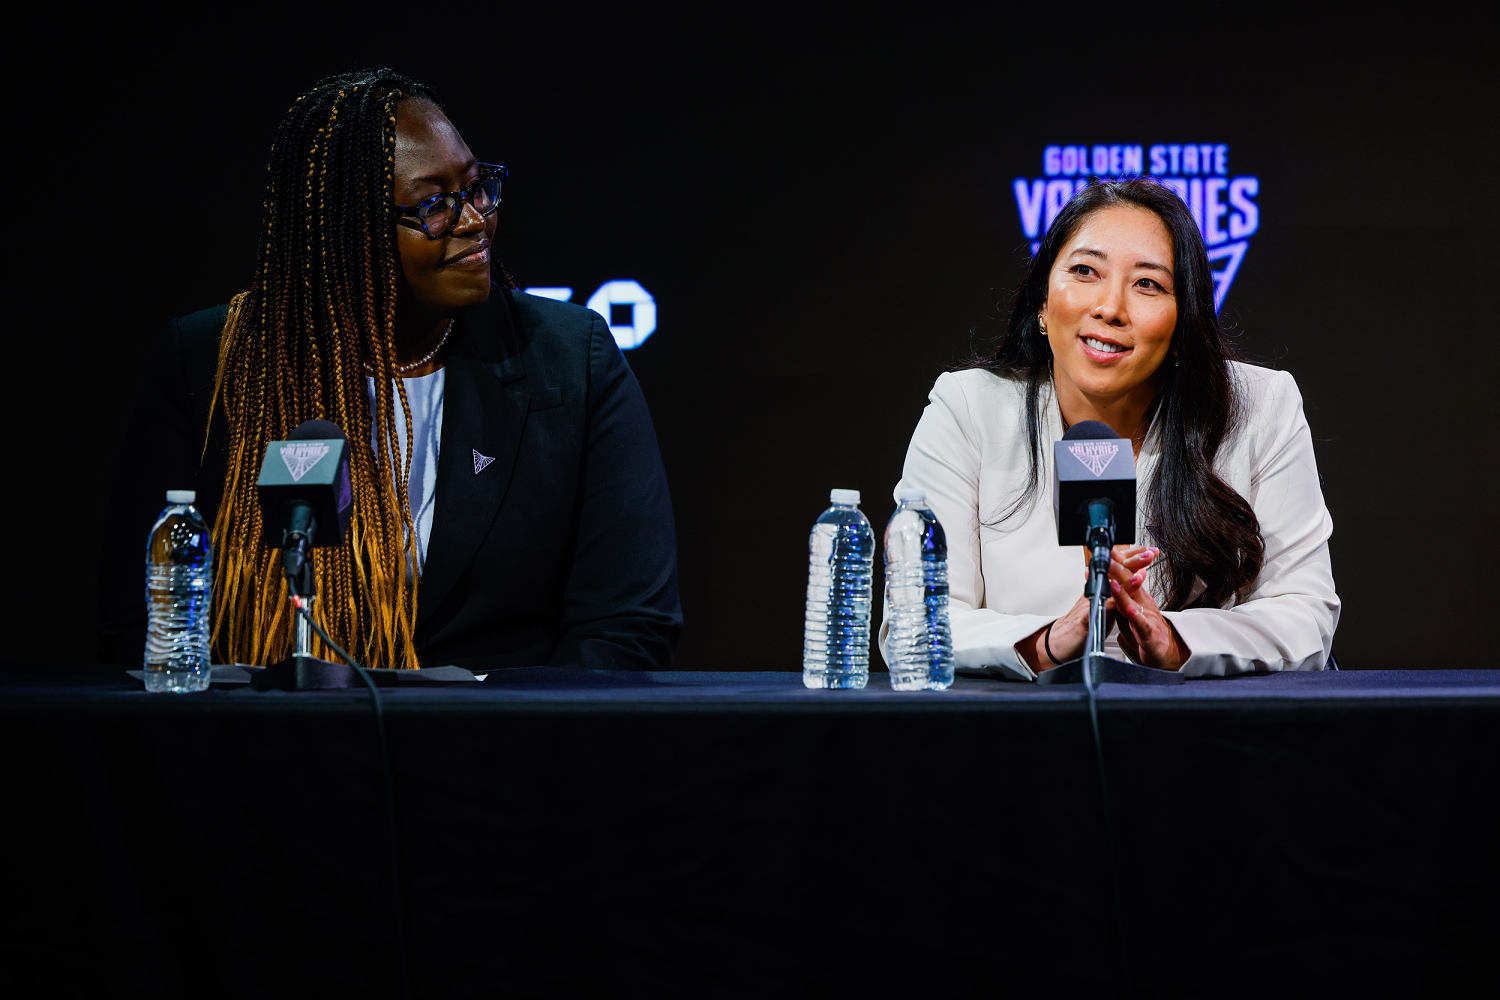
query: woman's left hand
[{"left": 1108, "top": 546, "right": 1189, "bottom": 671}]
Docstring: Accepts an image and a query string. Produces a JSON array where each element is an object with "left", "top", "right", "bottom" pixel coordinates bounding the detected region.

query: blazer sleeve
[
  {"left": 550, "top": 314, "right": 683, "bottom": 669},
  {"left": 879, "top": 372, "right": 1049, "bottom": 681},
  {"left": 1164, "top": 367, "right": 1341, "bottom": 676}
]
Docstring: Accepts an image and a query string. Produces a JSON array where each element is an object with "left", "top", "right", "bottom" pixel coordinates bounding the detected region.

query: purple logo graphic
[
  {"left": 473, "top": 449, "right": 496, "bottom": 475},
  {"left": 1067, "top": 441, "right": 1119, "bottom": 477},
  {"left": 1013, "top": 143, "right": 1260, "bottom": 312}
]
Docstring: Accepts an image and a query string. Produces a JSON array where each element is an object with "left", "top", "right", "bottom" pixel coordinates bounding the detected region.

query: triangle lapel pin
[{"left": 473, "top": 449, "right": 496, "bottom": 475}]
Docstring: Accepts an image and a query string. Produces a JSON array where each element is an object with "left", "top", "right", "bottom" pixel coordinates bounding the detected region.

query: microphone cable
[
  {"left": 1081, "top": 638, "right": 1144, "bottom": 999},
  {"left": 290, "top": 595, "right": 411, "bottom": 1000}
]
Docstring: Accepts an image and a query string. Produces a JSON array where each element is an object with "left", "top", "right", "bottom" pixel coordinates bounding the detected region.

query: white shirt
[
  {"left": 366, "top": 369, "right": 445, "bottom": 578},
  {"left": 879, "top": 363, "right": 1340, "bottom": 679}
]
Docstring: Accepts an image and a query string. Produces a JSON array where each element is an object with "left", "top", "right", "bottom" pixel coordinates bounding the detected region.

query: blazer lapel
[{"left": 418, "top": 288, "right": 529, "bottom": 624}]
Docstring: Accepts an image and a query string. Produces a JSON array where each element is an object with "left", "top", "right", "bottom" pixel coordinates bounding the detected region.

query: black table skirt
[{"left": 4, "top": 667, "right": 1497, "bottom": 998}]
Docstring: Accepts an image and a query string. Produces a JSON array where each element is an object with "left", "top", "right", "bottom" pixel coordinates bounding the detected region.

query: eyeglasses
[{"left": 393, "top": 163, "right": 508, "bottom": 239}]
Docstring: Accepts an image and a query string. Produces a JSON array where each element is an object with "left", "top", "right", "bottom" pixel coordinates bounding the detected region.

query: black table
[{"left": 4, "top": 667, "right": 1497, "bottom": 998}]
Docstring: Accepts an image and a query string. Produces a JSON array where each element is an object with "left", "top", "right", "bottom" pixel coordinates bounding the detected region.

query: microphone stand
[
  {"left": 1037, "top": 500, "right": 1184, "bottom": 687},
  {"left": 1082, "top": 500, "right": 1115, "bottom": 692},
  {"left": 252, "top": 505, "right": 361, "bottom": 691}
]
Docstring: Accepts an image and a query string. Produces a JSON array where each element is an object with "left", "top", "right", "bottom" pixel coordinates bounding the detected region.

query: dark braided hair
[
  {"left": 207, "top": 68, "right": 492, "bottom": 669},
  {"left": 973, "top": 177, "right": 1264, "bottom": 610}
]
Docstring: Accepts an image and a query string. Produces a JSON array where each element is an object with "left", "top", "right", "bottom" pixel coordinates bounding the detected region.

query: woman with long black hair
[{"left": 881, "top": 177, "right": 1338, "bottom": 678}]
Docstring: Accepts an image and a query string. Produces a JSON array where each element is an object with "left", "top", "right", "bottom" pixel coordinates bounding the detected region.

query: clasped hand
[{"left": 1034, "top": 545, "right": 1188, "bottom": 672}]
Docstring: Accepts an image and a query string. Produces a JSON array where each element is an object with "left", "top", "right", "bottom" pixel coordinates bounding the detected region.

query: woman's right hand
[
  {"left": 1022, "top": 593, "right": 1094, "bottom": 672},
  {"left": 1018, "top": 545, "right": 1157, "bottom": 672}
]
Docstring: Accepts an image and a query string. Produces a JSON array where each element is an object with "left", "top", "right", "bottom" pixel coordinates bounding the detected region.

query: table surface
[
  {"left": 10, "top": 663, "right": 1500, "bottom": 708},
  {"left": 5, "top": 665, "right": 1498, "bottom": 998}
]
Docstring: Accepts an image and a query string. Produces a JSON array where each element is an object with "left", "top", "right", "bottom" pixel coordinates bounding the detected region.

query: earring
[
  {"left": 1173, "top": 353, "right": 1180, "bottom": 367},
  {"left": 1038, "top": 318, "right": 1048, "bottom": 335}
]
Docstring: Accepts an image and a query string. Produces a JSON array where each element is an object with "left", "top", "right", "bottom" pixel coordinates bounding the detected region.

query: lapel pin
[{"left": 473, "top": 449, "right": 496, "bottom": 475}]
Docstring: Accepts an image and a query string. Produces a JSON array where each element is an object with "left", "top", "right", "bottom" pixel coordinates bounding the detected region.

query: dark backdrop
[{"left": 14, "top": 8, "right": 1496, "bottom": 670}]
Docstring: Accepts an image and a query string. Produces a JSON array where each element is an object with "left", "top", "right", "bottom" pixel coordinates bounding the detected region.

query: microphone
[
  {"left": 1053, "top": 420, "right": 1136, "bottom": 547},
  {"left": 1039, "top": 422, "right": 1183, "bottom": 689},
  {"left": 1043, "top": 421, "right": 1137, "bottom": 688},
  {"left": 256, "top": 419, "right": 353, "bottom": 596},
  {"left": 251, "top": 419, "right": 363, "bottom": 691}
]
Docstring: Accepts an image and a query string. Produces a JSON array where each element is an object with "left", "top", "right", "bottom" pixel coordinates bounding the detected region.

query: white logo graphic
[
  {"left": 1013, "top": 143, "right": 1260, "bottom": 312},
  {"left": 524, "top": 279, "right": 658, "bottom": 350},
  {"left": 473, "top": 449, "right": 496, "bottom": 475},
  {"left": 1067, "top": 441, "right": 1119, "bottom": 477},
  {"left": 280, "top": 442, "right": 329, "bottom": 482}
]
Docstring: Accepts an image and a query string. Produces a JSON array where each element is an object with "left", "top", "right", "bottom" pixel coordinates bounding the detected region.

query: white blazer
[{"left": 880, "top": 363, "right": 1340, "bottom": 679}]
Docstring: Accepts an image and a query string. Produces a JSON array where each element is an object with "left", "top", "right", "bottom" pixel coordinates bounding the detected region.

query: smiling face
[
  {"left": 392, "top": 99, "right": 496, "bottom": 321},
  {"left": 1040, "top": 204, "right": 1178, "bottom": 429}
]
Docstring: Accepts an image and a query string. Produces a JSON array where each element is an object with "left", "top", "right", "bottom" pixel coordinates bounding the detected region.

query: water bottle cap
[
  {"left": 166, "top": 489, "right": 196, "bottom": 504},
  {"left": 895, "top": 486, "right": 927, "bottom": 504},
  {"left": 828, "top": 488, "right": 861, "bottom": 505}
]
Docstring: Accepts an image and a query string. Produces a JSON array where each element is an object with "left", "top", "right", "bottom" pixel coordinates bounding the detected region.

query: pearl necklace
[{"left": 387, "top": 319, "right": 454, "bottom": 375}]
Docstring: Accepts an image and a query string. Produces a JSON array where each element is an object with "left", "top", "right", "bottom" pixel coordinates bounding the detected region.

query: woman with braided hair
[{"left": 99, "top": 68, "right": 681, "bottom": 672}]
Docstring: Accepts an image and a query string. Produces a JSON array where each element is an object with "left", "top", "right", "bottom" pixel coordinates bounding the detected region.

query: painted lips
[
  {"left": 1081, "top": 336, "right": 1129, "bottom": 361},
  {"left": 443, "top": 242, "right": 491, "bottom": 267}
]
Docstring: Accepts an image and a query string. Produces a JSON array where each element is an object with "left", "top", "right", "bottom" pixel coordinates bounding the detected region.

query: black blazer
[{"left": 98, "top": 285, "right": 682, "bottom": 671}]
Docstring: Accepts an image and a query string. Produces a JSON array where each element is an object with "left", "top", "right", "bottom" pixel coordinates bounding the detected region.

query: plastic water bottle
[
  {"left": 143, "top": 489, "right": 214, "bottom": 693},
  {"left": 803, "top": 488, "right": 874, "bottom": 689},
  {"left": 882, "top": 487, "right": 954, "bottom": 690}
]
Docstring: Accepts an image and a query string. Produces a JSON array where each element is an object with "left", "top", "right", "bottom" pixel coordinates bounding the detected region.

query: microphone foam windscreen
[
  {"left": 288, "top": 418, "right": 348, "bottom": 444},
  {"left": 1062, "top": 419, "right": 1120, "bottom": 441}
]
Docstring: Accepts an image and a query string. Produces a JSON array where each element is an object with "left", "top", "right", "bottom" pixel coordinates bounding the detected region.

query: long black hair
[{"left": 973, "top": 177, "right": 1263, "bottom": 610}]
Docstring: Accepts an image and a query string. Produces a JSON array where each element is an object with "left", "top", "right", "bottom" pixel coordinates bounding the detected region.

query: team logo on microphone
[
  {"left": 1013, "top": 143, "right": 1260, "bottom": 311},
  {"left": 1067, "top": 441, "right": 1118, "bottom": 477},
  {"left": 279, "top": 442, "right": 329, "bottom": 482}
]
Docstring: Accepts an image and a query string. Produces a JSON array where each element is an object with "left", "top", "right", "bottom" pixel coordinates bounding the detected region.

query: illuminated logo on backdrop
[
  {"left": 526, "top": 280, "right": 658, "bottom": 350},
  {"left": 1013, "top": 144, "right": 1260, "bottom": 311}
]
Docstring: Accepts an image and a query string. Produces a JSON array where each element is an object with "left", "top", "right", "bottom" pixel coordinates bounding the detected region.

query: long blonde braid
[{"left": 206, "top": 69, "right": 436, "bottom": 669}]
